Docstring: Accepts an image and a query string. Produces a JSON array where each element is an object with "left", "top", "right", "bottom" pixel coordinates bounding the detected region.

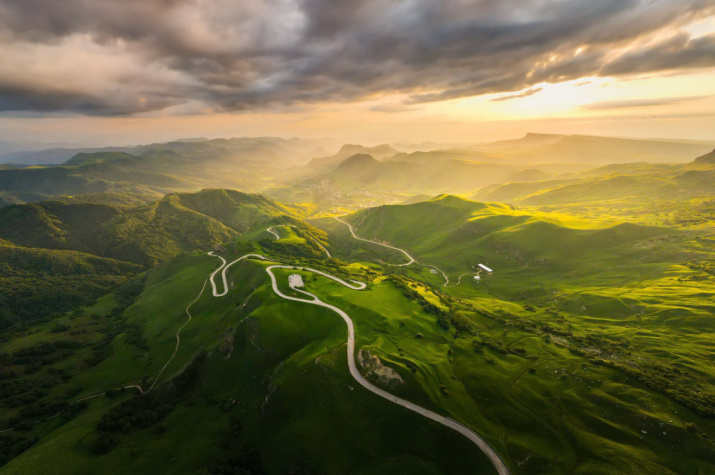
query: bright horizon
[{"left": 1, "top": 1, "right": 715, "bottom": 146}]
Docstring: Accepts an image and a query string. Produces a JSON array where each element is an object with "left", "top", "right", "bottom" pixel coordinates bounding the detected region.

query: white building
[
  {"left": 289, "top": 274, "right": 304, "bottom": 288},
  {"left": 478, "top": 264, "right": 494, "bottom": 273}
]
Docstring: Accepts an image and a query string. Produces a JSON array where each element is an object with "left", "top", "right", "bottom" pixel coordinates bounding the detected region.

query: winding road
[
  {"left": 335, "top": 216, "right": 466, "bottom": 287},
  {"left": 203, "top": 244, "right": 509, "bottom": 474},
  {"left": 336, "top": 217, "right": 415, "bottom": 266},
  {"left": 444, "top": 272, "right": 482, "bottom": 288},
  {"left": 5, "top": 226, "right": 507, "bottom": 473},
  {"left": 261, "top": 262, "right": 510, "bottom": 474},
  {"left": 208, "top": 252, "right": 268, "bottom": 297}
]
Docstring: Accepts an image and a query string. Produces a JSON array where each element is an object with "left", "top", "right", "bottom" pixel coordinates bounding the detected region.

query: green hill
[
  {"left": 471, "top": 154, "right": 715, "bottom": 206},
  {"left": 693, "top": 149, "right": 715, "bottom": 165},
  {"left": 335, "top": 195, "right": 678, "bottom": 278},
  {"left": 0, "top": 189, "right": 295, "bottom": 266},
  {"left": 0, "top": 189, "right": 298, "bottom": 331},
  {"left": 0, "top": 244, "right": 141, "bottom": 329},
  {"left": 304, "top": 144, "right": 400, "bottom": 173},
  {"left": 2, "top": 194, "right": 713, "bottom": 474},
  {"left": 0, "top": 138, "right": 328, "bottom": 207},
  {"left": 1, "top": 137, "right": 714, "bottom": 475},
  {"left": 64, "top": 152, "right": 139, "bottom": 167}
]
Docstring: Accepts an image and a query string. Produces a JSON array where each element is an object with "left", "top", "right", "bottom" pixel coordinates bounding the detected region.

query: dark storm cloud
[
  {"left": 602, "top": 33, "right": 715, "bottom": 75},
  {"left": 0, "top": 0, "right": 714, "bottom": 115}
]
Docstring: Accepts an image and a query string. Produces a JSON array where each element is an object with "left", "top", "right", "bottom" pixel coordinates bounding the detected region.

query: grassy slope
[
  {"left": 0, "top": 244, "right": 141, "bottom": 325},
  {"left": 0, "top": 139, "right": 290, "bottom": 207},
  {"left": 3, "top": 193, "right": 714, "bottom": 474},
  {"left": 0, "top": 189, "right": 294, "bottom": 267},
  {"left": 311, "top": 195, "right": 715, "bottom": 472},
  {"left": 1, "top": 253, "right": 495, "bottom": 474},
  {"left": 471, "top": 157, "right": 715, "bottom": 210}
]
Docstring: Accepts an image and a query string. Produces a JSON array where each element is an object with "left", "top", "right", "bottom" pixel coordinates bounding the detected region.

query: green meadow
[{"left": 2, "top": 192, "right": 714, "bottom": 474}]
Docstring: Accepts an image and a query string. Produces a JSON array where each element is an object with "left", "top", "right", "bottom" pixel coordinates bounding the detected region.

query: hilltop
[
  {"left": 0, "top": 189, "right": 297, "bottom": 329},
  {"left": 304, "top": 144, "right": 401, "bottom": 173},
  {"left": 694, "top": 149, "right": 715, "bottom": 165},
  {"left": 471, "top": 151, "right": 715, "bottom": 209},
  {"left": 1, "top": 189, "right": 714, "bottom": 474},
  {"left": 318, "top": 194, "right": 683, "bottom": 286},
  {"left": 0, "top": 189, "right": 294, "bottom": 266},
  {"left": 0, "top": 138, "right": 336, "bottom": 206},
  {"left": 301, "top": 153, "right": 525, "bottom": 194}
]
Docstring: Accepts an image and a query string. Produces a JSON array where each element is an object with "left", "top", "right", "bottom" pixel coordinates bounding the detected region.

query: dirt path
[{"left": 335, "top": 216, "right": 464, "bottom": 287}]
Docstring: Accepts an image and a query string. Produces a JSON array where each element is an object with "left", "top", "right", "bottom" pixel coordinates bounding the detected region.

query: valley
[
  {"left": 4, "top": 3, "right": 715, "bottom": 473},
  {"left": 0, "top": 136, "right": 713, "bottom": 474}
]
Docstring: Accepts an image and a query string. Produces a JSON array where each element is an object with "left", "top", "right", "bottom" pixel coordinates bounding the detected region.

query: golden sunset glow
[{"left": 0, "top": 1, "right": 713, "bottom": 145}]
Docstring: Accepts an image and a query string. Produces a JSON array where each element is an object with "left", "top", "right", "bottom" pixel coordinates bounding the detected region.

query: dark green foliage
[
  {"left": 50, "top": 324, "right": 70, "bottom": 333},
  {"left": 171, "top": 351, "right": 207, "bottom": 394},
  {"left": 387, "top": 275, "right": 448, "bottom": 318},
  {"left": 437, "top": 314, "right": 450, "bottom": 330},
  {"left": 93, "top": 350, "right": 207, "bottom": 455},
  {"left": 207, "top": 415, "right": 265, "bottom": 475},
  {"left": 0, "top": 344, "right": 82, "bottom": 410},
  {"left": 0, "top": 433, "right": 38, "bottom": 465},
  {"left": 0, "top": 189, "right": 297, "bottom": 330},
  {"left": 98, "top": 393, "right": 174, "bottom": 434},
  {"left": 471, "top": 336, "right": 525, "bottom": 356},
  {"left": 207, "top": 449, "right": 265, "bottom": 475},
  {"left": 0, "top": 244, "right": 138, "bottom": 331},
  {"left": 89, "top": 433, "right": 119, "bottom": 455},
  {"left": 1, "top": 341, "right": 82, "bottom": 367}
]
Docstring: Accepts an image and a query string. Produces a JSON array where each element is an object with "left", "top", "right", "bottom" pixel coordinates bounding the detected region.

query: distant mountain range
[
  {"left": 0, "top": 136, "right": 339, "bottom": 166},
  {"left": 473, "top": 133, "right": 715, "bottom": 164},
  {"left": 471, "top": 150, "right": 715, "bottom": 205},
  {"left": 2, "top": 134, "right": 714, "bottom": 211},
  {"left": 0, "top": 137, "right": 337, "bottom": 206}
]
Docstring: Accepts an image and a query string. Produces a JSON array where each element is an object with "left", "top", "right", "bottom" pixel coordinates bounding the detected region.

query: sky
[{"left": 1, "top": 0, "right": 715, "bottom": 146}]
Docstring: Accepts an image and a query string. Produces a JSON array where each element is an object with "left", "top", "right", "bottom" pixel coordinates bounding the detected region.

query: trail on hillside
[
  {"left": 335, "top": 216, "right": 468, "bottom": 287},
  {"left": 206, "top": 250, "right": 510, "bottom": 475},
  {"left": 8, "top": 235, "right": 506, "bottom": 473},
  {"left": 149, "top": 279, "right": 208, "bottom": 392},
  {"left": 444, "top": 272, "right": 482, "bottom": 288}
]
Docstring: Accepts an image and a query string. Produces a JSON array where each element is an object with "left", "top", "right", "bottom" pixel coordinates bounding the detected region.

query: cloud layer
[{"left": 1, "top": 0, "right": 714, "bottom": 115}]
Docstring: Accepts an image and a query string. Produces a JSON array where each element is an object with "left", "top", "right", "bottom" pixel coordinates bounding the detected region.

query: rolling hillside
[
  {"left": 2, "top": 193, "right": 712, "bottom": 474},
  {"left": 0, "top": 244, "right": 142, "bottom": 329},
  {"left": 472, "top": 152, "right": 715, "bottom": 207},
  {"left": 330, "top": 195, "right": 684, "bottom": 279},
  {"left": 0, "top": 189, "right": 295, "bottom": 266},
  {"left": 0, "top": 138, "right": 336, "bottom": 206},
  {"left": 300, "top": 153, "right": 531, "bottom": 194},
  {"left": 304, "top": 143, "right": 400, "bottom": 173},
  {"left": 0, "top": 189, "right": 298, "bottom": 330}
]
